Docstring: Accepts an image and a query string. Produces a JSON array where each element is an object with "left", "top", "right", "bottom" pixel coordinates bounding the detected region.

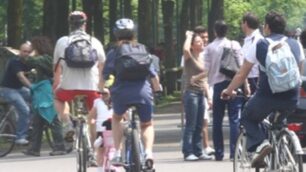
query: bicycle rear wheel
[
  {"left": 233, "top": 130, "right": 253, "bottom": 172},
  {"left": 130, "top": 129, "right": 141, "bottom": 172},
  {"left": 0, "top": 118, "right": 16, "bottom": 157},
  {"left": 76, "top": 124, "right": 87, "bottom": 172},
  {"left": 277, "top": 129, "right": 303, "bottom": 172}
]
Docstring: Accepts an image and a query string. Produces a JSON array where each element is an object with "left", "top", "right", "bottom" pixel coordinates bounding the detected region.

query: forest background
[{"left": 0, "top": 0, "right": 306, "bottom": 95}]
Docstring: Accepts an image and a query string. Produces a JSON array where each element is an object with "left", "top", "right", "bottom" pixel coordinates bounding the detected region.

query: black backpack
[
  {"left": 114, "top": 43, "right": 152, "bottom": 81},
  {"left": 63, "top": 32, "right": 98, "bottom": 68}
]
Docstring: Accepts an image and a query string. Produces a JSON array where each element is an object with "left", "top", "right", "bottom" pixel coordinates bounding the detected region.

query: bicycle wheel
[
  {"left": 0, "top": 118, "right": 16, "bottom": 157},
  {"left": 76, "top": 124, "right": 87, "bottom": 172},
  {"left": 277, "top": 129, "right": 303, "bottom": 172},
  {"left": 130, "top": 129, "right": 141, "bottom": 172},
  {"left": 233, "top": 130, "right": 253, "bottom": 172}
]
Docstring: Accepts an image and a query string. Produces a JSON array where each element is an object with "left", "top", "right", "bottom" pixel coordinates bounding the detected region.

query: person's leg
[
  {"left": 182, "top": 90, "right": 199, "bottom": 159},
  {"left": 202, "top": 98, "right": 214, "bottom": 155},
  {"left": 23, "top": 111, "right": 44, "bottom": 156},
  {"left": 227, "top": 96, "right": 243, "bottom": 159},
  {"left": 49, "top": 116, "right": 66, "bottom": 155},
  {"left": 192, "top": 94, "right": 204, "bottom": 157},
  {"left": 3, "top": 88, "right": 31, "bottom": 141},
  {"left": 212, "top": 82, "right": 227, "bottom": 160},
  {"left": 111, "top": 113, "right": 124, "bottom": 157}
]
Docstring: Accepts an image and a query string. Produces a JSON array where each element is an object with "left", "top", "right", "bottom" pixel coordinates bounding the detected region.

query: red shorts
[{"left": 55, "top": 89, "right": 101, "bottom": 109}]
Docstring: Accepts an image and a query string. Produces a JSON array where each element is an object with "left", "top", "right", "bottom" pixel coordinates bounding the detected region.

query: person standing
[
  {"left": 241, "top": 12, "right": 263, "bottom": 94},
  {"left": 204, "top": 20, "right": 245, "bottom": 161},
  {"left": 22, "top": 36, "right": 67, "bottom": 156},
  {"left": 0, "top": 42, "right": 32, "bottom": 145},
  {"left": 221, "top": 11, "right": 304, "bottom": 167},
  {"left": 181, "top": 30, "right": 211, "bottom": 161}
]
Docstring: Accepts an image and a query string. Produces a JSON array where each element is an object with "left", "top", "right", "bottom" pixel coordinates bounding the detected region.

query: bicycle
[
  {"left": 119, "top": 106, "right": 155, "bottom": 172},
  {"left": 233, "top": 111, "right": 304, "bottom": 172},
  {"left": 0, "top": 98, "right": 17, "bottom": 157},
  {"left": 70, "top": 95, "right": 94, "bottom": 172}
]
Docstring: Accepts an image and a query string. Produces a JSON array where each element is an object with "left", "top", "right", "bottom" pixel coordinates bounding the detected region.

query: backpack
[
  {"left": 114, "top": 43, "right": 152, "bottom": 81},
  {"left": 64, "top": 31, "right": 98, "bottom": 68},
  {"left": 260, "top": 37, "right": 300, "bottom": 93}
]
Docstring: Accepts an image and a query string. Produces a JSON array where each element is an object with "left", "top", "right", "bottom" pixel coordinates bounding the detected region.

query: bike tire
[
  {"left": 131, "top": 129, "right": 142, "bottom": 172},
  {"left": 0, "top": 118, "right": 16, "bottom": 157},
  {"left": 233, "top": 130, "right": 252, "bottom": 172},
  {"left": 277, "top": 129, "right": 303, "bottom": 172},
  {"left": 77, "top": 124, "right": 87, "bottom": 172}
]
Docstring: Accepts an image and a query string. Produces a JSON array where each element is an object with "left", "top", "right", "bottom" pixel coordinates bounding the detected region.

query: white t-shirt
[
  {"left": 93, "top": 98, "right": 113, "bottom": 132},
  {"left": 241, "top": 29, "right": 263, "bottom": 78},
  {"left": 53, "top": 30, "right": 106, "bottom": 90}
]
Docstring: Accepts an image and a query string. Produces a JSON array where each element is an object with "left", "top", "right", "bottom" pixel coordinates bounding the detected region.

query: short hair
[
  {"left": 194, "top": 26, "right": 207, "bottom": 34},
  {"left": 242, "top": 12, "right": 259, "bottom": 29},
  {"left": 214, "top": 20, "right": 227, "bottom": 38},
  {"left": 300, "top": 29, "right": 306, "bottom": 49},
  {"left": 265, "top": 11, "right": 286, "bottom": 34},
  {"left": 31, "top": 36, "right": 54, "bottom": 56},
  {"left": 69, "top": 11, "right": 87, "bottom": 31}
]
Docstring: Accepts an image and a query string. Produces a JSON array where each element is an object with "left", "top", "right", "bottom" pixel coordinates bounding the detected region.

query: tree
[
  {"left": 109, "top": 0, "right": 118, "bottom": 42},
  {"left": 93, "top": 0, "right": 104, "bottom": 43},
  {"left": 208, "top": 0, "right": 224, "bottom": 41},
  {"left": 7, "top": 0, "right": 23, "bottom": 48}
]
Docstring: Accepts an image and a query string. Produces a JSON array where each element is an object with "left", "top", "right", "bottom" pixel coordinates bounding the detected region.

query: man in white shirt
[{"left": 241, "top": 12, "right": 263, "bottom": 94}]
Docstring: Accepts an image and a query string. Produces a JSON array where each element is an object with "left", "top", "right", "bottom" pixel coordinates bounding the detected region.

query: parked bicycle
[
  {"left": 234, "top": 111, "right": 304, "bottom": 172},
  {"left": 118, "top": 106, "right": 155, "bottom": 172}
]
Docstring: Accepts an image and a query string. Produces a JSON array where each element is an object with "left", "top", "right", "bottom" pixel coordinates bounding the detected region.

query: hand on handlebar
[{"left": 220, "top": 89, "right": 237, "bottom": 100}]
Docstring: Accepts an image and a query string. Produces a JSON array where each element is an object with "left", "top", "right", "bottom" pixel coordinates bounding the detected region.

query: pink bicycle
[{"left": 99, "top": 130, "right": 120, "bottom": 172}]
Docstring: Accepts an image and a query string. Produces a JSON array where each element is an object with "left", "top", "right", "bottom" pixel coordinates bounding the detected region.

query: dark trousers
[
  {"left": 29, "top": 111, "right": 65, "bottom": 152},
  {"left": 212, "top": 81, "right": 243, "bottom": 160}
]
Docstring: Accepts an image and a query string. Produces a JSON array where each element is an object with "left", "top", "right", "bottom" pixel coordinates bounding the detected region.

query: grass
[{"left": 156, "top": 91, "right": 181, "bottom": 108}]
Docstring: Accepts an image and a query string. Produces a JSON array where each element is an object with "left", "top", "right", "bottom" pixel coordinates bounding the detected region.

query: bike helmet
[
  {"left": 69, "top": 11, "right": 87, "bottom": 28},
  {"left": 113, "top": 18, "right": 135, "bottom": 40}
]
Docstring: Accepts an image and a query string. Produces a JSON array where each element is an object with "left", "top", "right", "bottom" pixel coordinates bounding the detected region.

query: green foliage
[{"left": 156, "top": 91, "right": 181, "bottom": 107}]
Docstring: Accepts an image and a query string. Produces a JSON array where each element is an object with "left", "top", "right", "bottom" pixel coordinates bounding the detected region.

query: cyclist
[
  {"left": 53, "top": 11, "right": 106, "bottom": 164},
  {"left": 101, "top": 18, "right": 161, "bottom": 166},
  {"left": 0, "top": 42, "right": 33, "bottom": 145},
  {"left": 221, "top": 11, "right": 304, "bottom": 167}
]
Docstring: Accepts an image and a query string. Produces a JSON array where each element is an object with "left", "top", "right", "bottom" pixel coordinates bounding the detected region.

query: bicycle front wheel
[
  {"left": 76, "top": 124, "right": 87, "bottom": 172},
  {"left": 233, "top": 130, "right": 253, "bottom": 172},
  {"left": 0, "top": 118, "right": 16, "bottom": 157},
  {"left": 131, "top": 129, "right": 141, "bottom": 172},
  {"left": 277, "top": 129, "right": 303, "bottom": 172}
]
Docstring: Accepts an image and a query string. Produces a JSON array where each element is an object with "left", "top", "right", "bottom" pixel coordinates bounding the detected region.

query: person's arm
[
  {"left": 221, "top": 59, "right": 253, "bottom": 99},
  {"left": 17, "top": 71, "right": 32, "bottom": 88},
  {"left": 203, "top": 79, "right": 212, "bottom": 108},
  {"left": 183, "top": 31, "right": 194, "bottom": 61}
]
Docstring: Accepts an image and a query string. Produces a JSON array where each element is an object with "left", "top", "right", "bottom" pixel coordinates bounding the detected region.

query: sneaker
[
  {"left": 22, "top": 150, "right": 40, "bottom": 157},
  {"left": 111, "top": 156, "right": 124, "bottom": 166},
  {"left": 49, "top": 150, "right": 66, "bottom": 156},
  {"left": 15, "top": 138, "right": 29, "bottom": 145},
  {"left": 251, "top": 140, "right": 272, "bottom": 168},
  {"left": 204, "top": 146, "right": 215, "bottom": 156},
  {"left": 184, "top": 154, "right": 199, "bottom": 161},
  {"left": 198, "top": 152, "right": 213, "bottom": 160}
]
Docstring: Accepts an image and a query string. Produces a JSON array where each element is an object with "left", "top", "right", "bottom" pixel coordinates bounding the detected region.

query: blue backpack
[{"left": 114, "top": 43, "right": 152, "bottom": 81}]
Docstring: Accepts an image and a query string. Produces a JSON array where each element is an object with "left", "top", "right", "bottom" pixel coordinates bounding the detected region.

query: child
[{"left": 88, "top": 91, "right": 113, "bottom": 172}]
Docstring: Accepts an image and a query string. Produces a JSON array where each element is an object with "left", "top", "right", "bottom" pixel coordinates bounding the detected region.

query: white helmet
[{"left": 113, "top": 18, "right": 135, "bottom": 39}]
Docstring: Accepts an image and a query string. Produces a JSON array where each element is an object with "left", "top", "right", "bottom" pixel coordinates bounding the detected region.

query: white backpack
[{"left": 260, "top": 37, "right": 300, "bottom": 93}]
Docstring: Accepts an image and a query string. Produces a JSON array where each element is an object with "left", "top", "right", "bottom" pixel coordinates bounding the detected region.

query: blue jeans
[
  {"left": 182, "top": 90, "right": 204, "bottom": 157},
  {"left": 0, "top": 87, "right": 31, "bottom": 140},
  {"left": 241, "top": 93, "right": 296, "bottom": 151},
  {"left": 213, "top": 81, "right": 242, "bottom": 160}
]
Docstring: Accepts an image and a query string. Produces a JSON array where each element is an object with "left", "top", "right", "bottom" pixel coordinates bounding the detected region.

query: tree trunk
[
  {"left": 162, "top": 0, "right": 176, "bottom": 95},
  {"left": 138, "top": 0, "right": 153, "bottom": 47},
  {"left": 123, "top": 0, "right": 132, "bottom": 18},
  {"left": 83, "top": 0, "right": 94, "bottom": 35},
  {"left": 7, "top": 0, "right": 23, "bottom": 48},
  {"left": 93, "top": 0, "right": 104, "bottom": 43},
  {"left": 208, "top": 0, "right": 224, "bottom": 41},
  {"left": 109, "top": 0, "right": 117, "bottom": 42},
  {"left": 43, "top": 0, "right": 69, "bottom": 43}
]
